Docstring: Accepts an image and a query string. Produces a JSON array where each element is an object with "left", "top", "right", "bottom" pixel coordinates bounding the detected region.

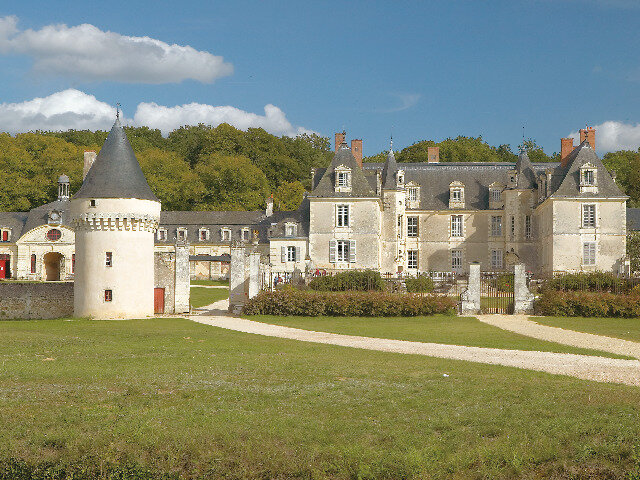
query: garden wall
[{"left": 0, "top": 282, "right": 74, "bottom": 320}]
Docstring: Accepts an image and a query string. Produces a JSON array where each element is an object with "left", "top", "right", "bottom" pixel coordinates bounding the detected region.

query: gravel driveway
[{"left": 187, "top": 300, "right": 640, "bottom": 387}]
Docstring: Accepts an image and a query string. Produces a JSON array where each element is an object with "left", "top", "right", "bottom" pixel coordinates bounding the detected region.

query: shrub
[
  {"left": 535, "top": 290, "right": 640, "bottom": 317},
  {"left": 543, "top": 272, "right": 636, "bottom": 294},
  {"left": 308, "top": 270, "right": 385, "bottom": 292},
  {"left": 404, "top": 275, "right": 434, "bottom": 293},
  {"left": 242, "top": 290, "right": 456, "bottom": 317}
]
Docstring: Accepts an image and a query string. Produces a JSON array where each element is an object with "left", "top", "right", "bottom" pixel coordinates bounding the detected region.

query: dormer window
[
  {"left": 579, "top": 163, "right": 598, "bottom": 193},
  {"left": 285, "top": 223, "right": 297, "bottom": 237},
  {"left": 397, "top": 170, "right": 405, "bottom": 186},
  {"left": 0, "top": 229, "right": 10, "bottom": 242},
  {"left": 241, "top": 228, "right": 250, "bottom": 242},
  {"left": 157, "top": 228, "right": 167, "bottom": 241},
  {"left": 334, "top": 165, "right": 352, "bottom": 192},
  {"left": 449, "top": 181, "right": 465, "bottom": 209},
  {"left": 177, "top": 228, "right": 187, "bottom": 242},
  {"left": 199, "top": 228, "right": 210, "bottom": 241},
  {"left": 489, "top": 183, "right": 504, "bottom": 209},
  {"left": 508, "top": 170, "right": 517, "bottom": 188},
  {"left": 221, "top": 228, "right": 231, "bottom": 241}
]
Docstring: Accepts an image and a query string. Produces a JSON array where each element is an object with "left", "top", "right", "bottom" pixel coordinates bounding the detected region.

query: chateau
[{"left": 0, "top": 125, "right": 637, "bottom": 295}]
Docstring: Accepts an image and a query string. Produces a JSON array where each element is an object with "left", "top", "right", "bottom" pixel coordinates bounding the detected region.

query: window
[
  {"left": 30, "top": 254, "right": 36, "bottom": 274},
  {"left": 221, "top": 228, "right": 231, "bottom": 241},
  {"left": 491, "top": 249, "right": 503, "bottom": 269},
  {"left": 337, "top": 205, "right": 350, "bottom": 227},
  {"left": 72, "top": 254, "right": 75, "bottom": 274},
  {"left": 46, "top": 229, "right": 61, "bottom": 241},
  {"left": 583, "top": 242, "right": 596, "bottom": 265},
  {"left": 199, "top": 229, "right": 209, "bottom": 241},
  {"left": 407, "top": 187, "right": 418, "bottom": 202},
  {"left": 582, "top": 204, "right": 596, "bottom": 228},
  {"left": 1, "top": 230, "right": 8, "bottom": 242},
  {"left": 525, "top": 215, "right": 532, "bottom": 239},
  {"left": 177, "top": 229, "right": 187, "bottom": 241},
  {"left": 287, "top": 246, "right": 297, "bottom": 262},
  {"left": 582, "top": 169, "right": 595, "bottom": 185},
  {"left": 89, "top": 199, "right": 96, "bottom": 207},
  {"left": 451, "top": 250, "right": 462, "bottom": 271},
  {"left": 242, "top": 228, "right": 250, "bottom": 241},
  {"left": 337, "top": 171, "right": 350, "bottom": 187},
  {"left": 407, "top": 216, "right": 419, "bottom": 237},
  {"left": 449, "top": 182, "right": 465, "bottom": 208},
  {"left": 397, "top": 171, "right": 404, "bottom": 184},
  {"left": 104, "top": 290, "right": 113, "bottom": 302},
  {"left": 285, "top": 224, "right": 297, "bottom": 237},
  {"left": 407, "top": 250, "right": 418, "bottom": 269},
  {"left": 510, "top": 216, "right": 515, "bottom": 237},
  {"left": 451, "top": 188, "right": 462, "bottom": 202},
  {"left": 491, "top": 216, "right": 503, "bottom": 237},
  {"left": 105, "top": 252, "right": 112, "bottom": 267},
  {"left": 330, "top": 240, "right": 356, "bottom": 263},
  {"left": 451, "top": 215, "right": 463, "bottom": 237},
  {"left": 157, "top": 229, "right": 167, "bottom": 241},
  {"left": 491, "top": 189, "right": 501, "bottom": 202}
]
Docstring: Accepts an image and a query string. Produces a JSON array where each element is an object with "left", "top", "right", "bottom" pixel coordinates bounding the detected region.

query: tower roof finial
[{"left": 116, "top": 103, "right": 121, "bottom": 120}]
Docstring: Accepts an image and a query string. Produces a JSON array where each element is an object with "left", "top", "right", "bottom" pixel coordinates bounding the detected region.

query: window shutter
[
  {"left": 295, "top": 247, "right": 301, "bottom": 263},
  {"left": 349, "top": 240, "right": 356, "bottom": 263},
  {"left": 329, "top": 240, "right": 336, "bottom": 263},
  {"left": 281, "top": 246, "right": 286, "bottom": 262}
]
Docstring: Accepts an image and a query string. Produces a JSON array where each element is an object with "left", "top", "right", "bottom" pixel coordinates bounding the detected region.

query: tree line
[{"left": 0, "top": 126, "right": 639, "bottom": 213}]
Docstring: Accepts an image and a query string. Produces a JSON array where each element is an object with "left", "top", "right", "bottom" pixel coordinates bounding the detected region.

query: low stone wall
[{"left": 0, "top": 282, "right": 74, "bottom": 320}]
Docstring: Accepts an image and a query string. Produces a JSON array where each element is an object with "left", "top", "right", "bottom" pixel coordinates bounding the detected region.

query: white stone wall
[
  {"left": 16, "top": 225, "right": 76, "bottom": 281},
  {"left": 269, "top": 238, "right": 308, "bottom": 273}
]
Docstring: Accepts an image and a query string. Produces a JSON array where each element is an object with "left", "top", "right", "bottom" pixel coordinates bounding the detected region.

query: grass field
[
  {"left": 248, "top": 314, "right": 630, "bottom": 358},
  {"left": 189, "top": 287, "right": 228, "bottom": 309},
  {"left": 191, "top": 279, "right": 229, "bottom": 287},
  {"left": 1, "top": 317, "right": 640, "bottom": 479},
  {"left": 534, "top": 316, "right": 640, "bottom": 343}
]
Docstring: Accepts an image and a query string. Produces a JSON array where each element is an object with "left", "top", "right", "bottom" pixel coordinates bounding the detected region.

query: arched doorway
[{"left": 43, "top": 252, "right": 63, "bottom": 281}]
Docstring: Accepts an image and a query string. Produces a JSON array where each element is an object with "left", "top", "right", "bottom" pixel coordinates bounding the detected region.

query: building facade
[{"left": 0, "top": 127, "right": 636, "bottom": 285}]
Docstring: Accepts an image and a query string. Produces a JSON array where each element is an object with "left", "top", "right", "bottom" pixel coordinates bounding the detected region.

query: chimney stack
[
  {"left": 427, "top": 146, "right": 440, "bottom": 163},
  {"left": 351, "top": 139, "right": 363, "bottom": 167},
  {"left": 265, "top": 195, "right": 274, "bottom": 217},
  {"left": 83, "top": 151, "right": 97, "bottom": 180},
  {"left": 334, "top": 131, "right": 346, "bottom": 152},
  {"left": 560, "top": 138, "right": 574, "bottom": 168},
  {"left": 579, "top": 127, "right": 596, "bottom": 149}
]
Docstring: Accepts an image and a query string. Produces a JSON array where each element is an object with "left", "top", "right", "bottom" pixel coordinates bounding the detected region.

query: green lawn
[
  {"left": 534, "top": 316, "right": 640, "bottom": 343},
  {"left": 190, "top": 287, "right": 228, "bottom": 308},
  {"left": 191, "top": 279, "right": 229, "bottom": 287},
  {"left": 248, "top": 314, "right": 630, "bottom": 358},
  {"left": 1, "top": 318, "right": 640, "bottom": 479}
]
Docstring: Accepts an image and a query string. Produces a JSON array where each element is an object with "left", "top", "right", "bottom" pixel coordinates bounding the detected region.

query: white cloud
[
  {"left": 569, "top": 121, "right": 640, "bottom": 152},
  {"left": 134, "top": 101, "right": 314, "bottom": 137},
  {"left": 0, "top": 16, "right": 233, "bottom": 83},
  {"left": 0, "top": 89, "right": 313, "bottom": 138}
]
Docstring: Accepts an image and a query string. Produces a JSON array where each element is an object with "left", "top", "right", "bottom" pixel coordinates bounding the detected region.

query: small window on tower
[
  {"left": 90, "top": 200, "right": 96, "bottom": 207},
  {"left": 104, "top": 290, "right": 113, "bottom": 302},
  {"left": 105, "top": 252, "right": 112, "bottom": 267}
]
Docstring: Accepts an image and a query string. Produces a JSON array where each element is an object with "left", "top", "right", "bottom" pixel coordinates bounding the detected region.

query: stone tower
[{"left": 70, "top": 115, "right": 161, "bottom": 319}]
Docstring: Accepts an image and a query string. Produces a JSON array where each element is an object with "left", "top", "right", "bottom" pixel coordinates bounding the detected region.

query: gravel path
[
  {"left": 187, "top": 300, "right": 640, "bottom": 387},
  {"left": 476, "top": 315, "right": 640, "bottom": 360}
]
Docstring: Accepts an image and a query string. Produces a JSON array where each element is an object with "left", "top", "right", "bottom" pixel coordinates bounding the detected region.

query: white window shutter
[
  {"left": 349, "top": 240, "right": 356, "bottom": 263},
  {"left": 329, "top": 240, "right": 337, "bottom": 263},
  {"left": 296, "top": 247, "right": 301, "bottom": 263},
  {"left": 281, "top": 246, "right": 286, "bottom": 262}
]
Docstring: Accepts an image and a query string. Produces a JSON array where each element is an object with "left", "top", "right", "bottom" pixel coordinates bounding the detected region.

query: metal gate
[{"left": 480, "top": 272, "right": 514, "bottom": 314}]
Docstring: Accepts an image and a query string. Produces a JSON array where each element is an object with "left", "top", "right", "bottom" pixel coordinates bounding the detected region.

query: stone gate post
[
  {"left": 513, "top": 263, "right": 534, "bottom": 314},
  {"left": 460, "top": 262, "right": 481, "bottom": 315}
]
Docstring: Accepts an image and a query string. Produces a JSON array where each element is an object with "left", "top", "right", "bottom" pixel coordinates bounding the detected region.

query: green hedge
[
  {"left": 544, "top": 272, "right": 637, "bottom": 293},
  {"left": 535, "top": 290, "right": 640, "bottom": 317},
  {"left": 243, "top": 290, "right": 456, "bottom": 317},
  {"left": 308, "top": 270, "right": 385, "bottom": 292},
  {"left": 404, "top": 275, "right": 434, "bottom": 293}
]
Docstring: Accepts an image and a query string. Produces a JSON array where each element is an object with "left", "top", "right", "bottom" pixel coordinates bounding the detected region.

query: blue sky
[{"left": 1, "top": 0, "right": 639, "bottom": 156}]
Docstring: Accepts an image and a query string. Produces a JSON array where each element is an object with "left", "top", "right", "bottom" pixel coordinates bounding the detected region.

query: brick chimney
[
  {"left": 427, "top": 146, "right": 440, "bottom": 163},
  {"left": 83, "top": 151, "right": 97, "bottom": 180},
  {"left": 334, "top": 131, "right": 346, "bottom": 152},
  {"left": 560, "top": 138, "right": 574, "bottom": 168},
  {"left": 351, "top": 139, "right": 363, "bottom": 167},
  {"left": 579, "top": 127, "right": 596, "bottom": 149}
]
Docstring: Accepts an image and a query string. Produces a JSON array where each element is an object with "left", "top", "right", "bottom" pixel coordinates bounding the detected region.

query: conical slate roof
[
  {"left": 381, "top": 148, "right": 397, "bottom": 189},
  {"left": 74, "top": 117, "right": 159, "bottom": 202},
  {"left": 515, "top": 149, "right": 537, "bottom": 189}
]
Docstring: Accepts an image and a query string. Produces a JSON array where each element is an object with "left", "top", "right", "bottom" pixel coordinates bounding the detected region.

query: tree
[
  {"left": 273, "top": 181, "right": 306, "bottom": 211},
  {"left": 603, "top": 149, "right": 640, "bottom": 207},
  {"left": 628, "top": 231, "right": 640, "bottom": 274},
  {"left": 519, "top": 138, "right": 554, "bottom": 163}
]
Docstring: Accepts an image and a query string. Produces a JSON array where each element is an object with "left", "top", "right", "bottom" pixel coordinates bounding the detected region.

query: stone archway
[{"left": 43, "top": 252, "right": 63, "bottom": 281}]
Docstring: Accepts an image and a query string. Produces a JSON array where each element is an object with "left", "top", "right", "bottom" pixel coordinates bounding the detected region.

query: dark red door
[
  {"left": 0, "top": 260, "right": 7, "bottom": 279},
  {"left": 154, "top": 288, "right": 165, "bottom": 314}
]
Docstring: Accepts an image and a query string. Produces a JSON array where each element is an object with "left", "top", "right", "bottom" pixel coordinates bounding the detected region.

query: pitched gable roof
[
  {"left": 551, "top": 141, "right": 627, "bottom": 199},
  {"left": 310, "top": 145, "right": 376, "bottom": 198}
]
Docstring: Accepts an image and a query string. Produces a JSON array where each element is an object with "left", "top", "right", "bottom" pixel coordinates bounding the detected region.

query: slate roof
[
  {"left": 381, "top": 149, "right": 397, "bottom": 189},
  {"left": 74, "top": 117, "right": 159, "bottom": 202},
  {"left": 310, "top": 145, "right": 376, "bottom": 198},
  {"left": 628, "top": 208, "right": 640, "bottom": 231},
  {"left": 0, "top": 212, "right": 28, "bottom": 240},
  {"left": 515, "top": 150, "right": 537, "bottom": 189},
  {"left": 550, "top": 141, "right": 627, "bottom": 199}
]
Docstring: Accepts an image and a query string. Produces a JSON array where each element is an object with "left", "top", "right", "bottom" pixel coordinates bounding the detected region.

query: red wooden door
[
  {"left": 0, "top": 260, "right": 7, "bottom": 279},
  {"left": 1, "top": 231, "right": 8, "bottom": 242},
  {"left": 154, "top": 288, "right": 165, "bottom": 314}
]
